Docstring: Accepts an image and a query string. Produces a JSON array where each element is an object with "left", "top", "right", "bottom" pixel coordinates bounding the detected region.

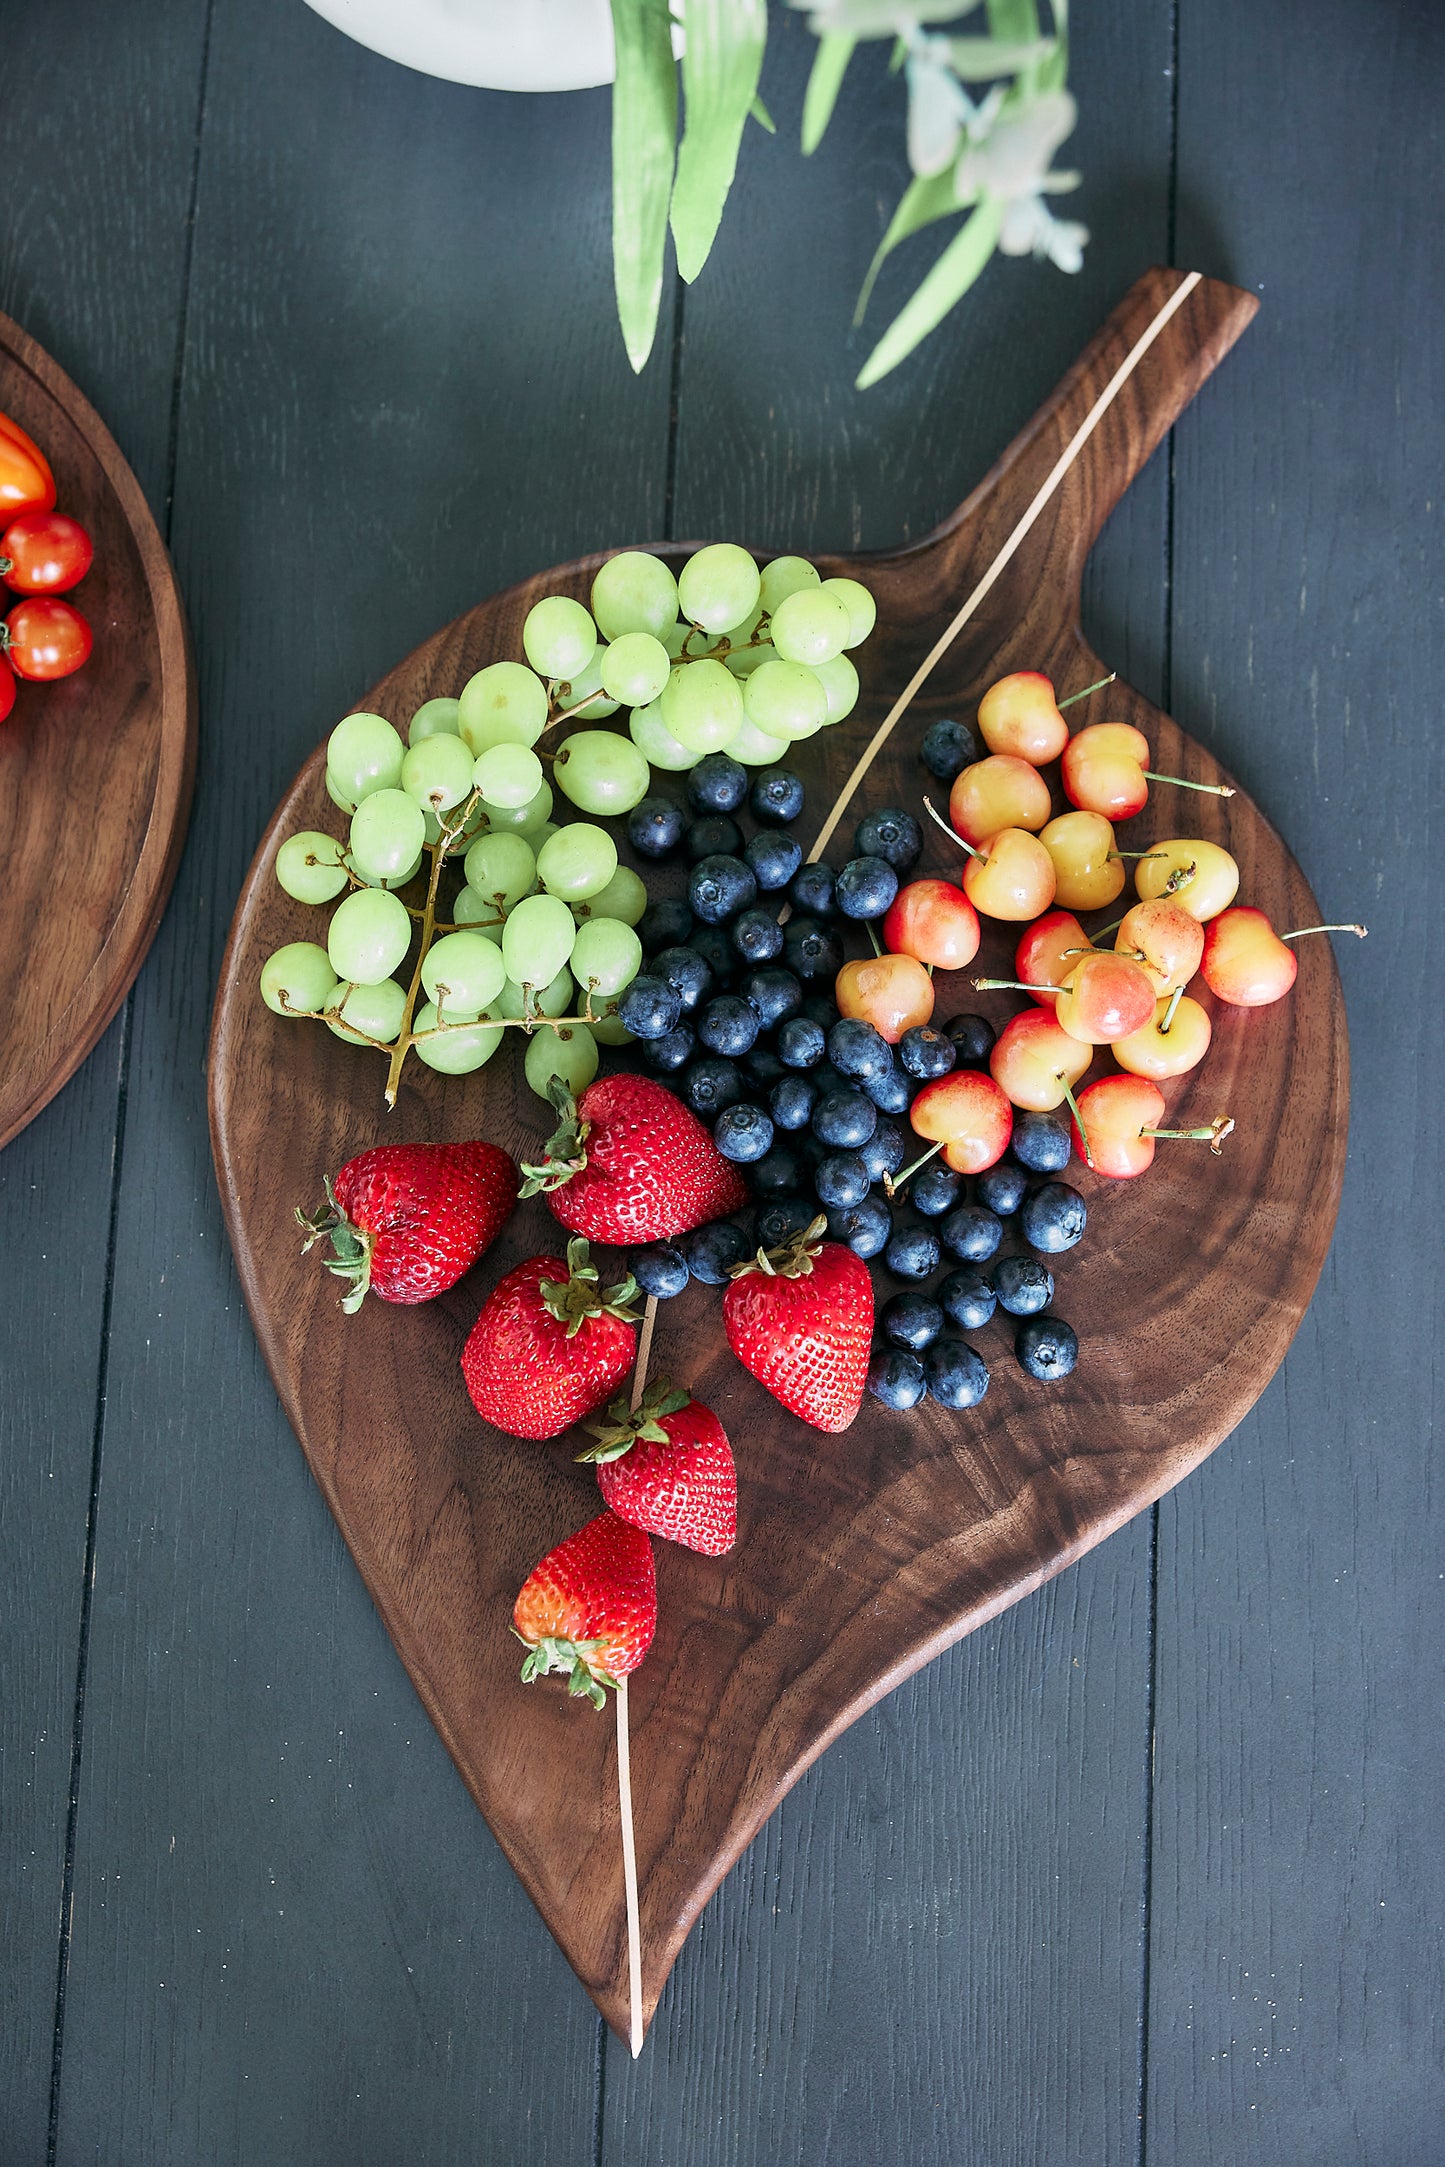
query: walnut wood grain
[
  {"left": 0, "top": 310, "right": 195, "bottom": 1152},
  {"left": 209, "top": 268, "right": 1346, "bottom": 2045}
]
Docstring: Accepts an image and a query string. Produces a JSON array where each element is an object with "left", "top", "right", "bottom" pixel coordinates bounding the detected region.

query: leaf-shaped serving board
[{"left": 210, "top": 269, "right": 1348, "bottom": 2045}]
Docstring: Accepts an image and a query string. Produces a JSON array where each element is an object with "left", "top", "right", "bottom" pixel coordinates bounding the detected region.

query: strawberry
[
  {"left": 461, "top": 1237, "right": 640, "bottom": 1440},
  {"left": 576, "top": 1379, "right": 736, "bottom": 1556},
  {"left": 519, "top": 1075, "right": 748, "bottom": 1246},
  {"left": 722, "top": 1214, "right": 872, "bottom": 1434},
  {"left": 297, "top": 1139, "right": 516, "bottom": 1312},
  {"left": 512, "top": 1510, "right": 657, "bottom": 1707}
]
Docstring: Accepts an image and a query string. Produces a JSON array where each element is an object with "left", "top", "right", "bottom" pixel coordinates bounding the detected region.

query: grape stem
[{"left": 382, "top": 788, "right": 485, "bottom": 1106}]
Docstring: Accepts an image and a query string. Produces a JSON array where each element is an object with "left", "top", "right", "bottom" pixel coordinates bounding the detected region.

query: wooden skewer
[{"left": 615, "top": 1289, "right": 657, "bottom": 2059}]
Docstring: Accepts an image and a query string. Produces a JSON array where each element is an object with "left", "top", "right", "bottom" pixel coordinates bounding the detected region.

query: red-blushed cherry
[
  {"left": 1039, "top": 809, "right": 1125, "bottom": 911},
  {"left": 1063, "top": 722, "right": 1236, "bottom": 821},
  {"left": 909, "top": 1069, "right": 1013, "bottom": 1173},
  {"left": 1113, "top": 897, "right": 1204, "bottom": 993},
  {"left": 1015, "top": 909, "right": 1087, "bottom": 1012},
  {"left": 1200, "top": 906, "right": 1367, "bottom": 1006},
  {"left": 977, "top": 672, "right": 1069, "bottom": 765},
  {"left": 1112, "top": 991, "right": 1212, "bottom": 1079},
  {"left": 923, "top": 793, "right": 1058, "bottom": 922},
  {"left": 835, "top": 952, "right": 935, "bottom": 1043},
  {"left": 883, "top": 877, "right": 981, "bottom": 971},
  {"left": 1053, "top": 951, "right": 1158, "bottom": 1045},
  {"left": 988, "top": 1008, "right": 1092, "bottom": 1113},
  {"left": 1133, "top": 838, "right": 1240, "bottom": 921},
  {"left": 1070, "top": 1073, "right": 1234, "bottom": 1178},
  {"left": 948, "top": 754, "right": 1052, "bottom": 844}
]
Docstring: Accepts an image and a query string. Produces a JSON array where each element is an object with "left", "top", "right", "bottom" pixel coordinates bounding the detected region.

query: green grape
[
  {"left": 591, "top": 551, "right": 679, "bottom": 641},
  {"left": 326, "top": 767, "right": 358, "bottom": 815},
  {"left": 401, "top": 732, "right": 475, "bottom": 814},
  {"left": 821, "top": 576, "right": 877, "bottom": 648},
  {"left": 474, "top": 742, "right": 545, "bottom": 809},
  {"left": 659, "top": 659, "right": 744, "bottom": 754},
  {"left": 408, "top": 697, "right": 462, "bottom": 744},
  {"left": 524, "top": 1021, "right": 599, "bottom": 1102},
  {"left": 451, "top": 886, "right": 503, "bottom": 934},
  {"left": 770, "top": 587, "right": 852, "bottom": 667},
  {"left": 328, "top": 712, "right": 405, "bottom": 803},
  {"left": 677, "top": 543, "right": 761, "bottom": 633},
  {"left": 260, "top": 941, "right": 339, "bottom": 1016},
  {"left": 572, "top": 864, "right": 648, "bottom": 927},
  {"left": 758, "top": 555, "right": 821, "bottom": 614},
  {"left": 421, "top": 931, "right": 508, "bottom": 1014},
  {"left": 527, "top": 820, "right": 560, "bottom": 851},
  {"left": 473, "top": 778, "right": 553, "bottom": 837},
  {"left": 325, "top": 977, "right": 407, "bottom": 1046},
  {"left": 412, "top": 1002, "right": 505, "bottom": 1075},
  {"left": 813, "top": 651, "right": 860, "bottom": 725},
  {"left": 629, "top": 697, "right": 696, "bottom": 772},
  {"left": 570, "top": 916, "right": 643, "bottom": 998},
  {"left": 729, "top": 712, "right": 794, "bottom": 766},
  {"left": 348, "top": 788, "right": 427, "bottom": 884},
  {"left": 463, "top": 830, "right": 537, "bottom": 911},
  {"left": 600, "top": 631, "right": 671, "bottom": 708},
  {"left": 457, "top": 661, "right": 548, "bottom": 754},
  {"left": 276, "top": 830, "right": 348, "bottom": 905},
  {"left": 742, "top": 658, "right": 828, "bottom": 742},
  {"left": 662, "top": 620, "right": 692, "bottom": 659},
  {"left": 553, "top": 728, "right": 651, "bottom": 814},
  {"left": 501, "top": 891, "right": 576, "bottom": 988},
  {"left": 536, "top": 822, "right": 617, "bottom": 902},
  {"left": 523, "top": 594, "right": 596, "bottom": 679},
  {"left": 589, "top": 1010, "right": 636, "bottom": 1047},
  {"left": 719, "top": 600, "right": 763, "bottom": 644},
  {"left": 555, "top": 643, "right": 620, "bottom": 720},
  {"left": 725, "top": 638, "right": 777, "bottom": 681},
  {"left": 496, "top": 966, "right": 575, "bottom": 1019},
  {"left": 327, "top": 888, "right": 413, "bottom": 985}
]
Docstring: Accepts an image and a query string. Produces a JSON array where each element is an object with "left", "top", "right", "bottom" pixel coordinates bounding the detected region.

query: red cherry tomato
[
  {"left": 0, "top": 510, "right": 94, "bottom": 594},
  {"left": 0, "top": 653, "right": 15, "bottom": 723},
  {"left": 0, "top": 411, "right": 57, "bottom": 520},
  {"left": 3, "top": 596, "right": 93, "bottom": 680}
]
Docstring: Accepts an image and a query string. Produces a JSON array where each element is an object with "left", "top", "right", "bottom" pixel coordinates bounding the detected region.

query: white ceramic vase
[{"left": 301, "top": 0, "right": 619, "bottom": 92}]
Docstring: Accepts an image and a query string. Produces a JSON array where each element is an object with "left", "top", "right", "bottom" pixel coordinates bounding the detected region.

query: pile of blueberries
[{"left": 613, "top": 748, "right": 1084, "bottom": 1415}]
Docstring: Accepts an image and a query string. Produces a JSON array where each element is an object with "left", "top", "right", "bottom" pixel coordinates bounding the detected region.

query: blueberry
[
  {"left": 749, "top": 766, "right": 805, "bottom": 826},
  {"left": 1016, "top": 1315, "right": 1079, "bottom": 1382},
  {"left": 686, "top": 813, "right": 744, "bottom": 864},
  {"left": 731, "top": 907, "right": 784, "bottom": 965},
  {"left": 897, "top": 1025, "right": 957, "bottom": 1080},
  {"left": 860, "top": 1114, "right": 907, "bottom": 1184},
  {"left": 686, "top": 924, "right": 737, "bottom": 984},
  {"left": 769, "top": 1072, "right": 819, "bottom": 1131},
  {"left": 698, "top": 994, "right": 760, "bottom": 1058},
  {"left": 939, "top": 1204, "right": 1002, "bottom": 1264},
  {"left": 814, "top": 1152, "right": 871, "bottom": 1209},
  {"left": 777, "top": 1016, "right": 826, "bottom": 1070},
  {"left": 863, "top": 1063, "right": 913, "bottom": 1114},
  {"left": 937, "top": 1268, "right": 996, "bottom": 1332},
  {"left": 783, "top": 916, "right": 844, "bottom": 982},
  {"left": 924, "top": 1337, "right": 990, "bottom": 1409},
  {"left": 789, "top": 861, "right": 837, "bottom": 918},
  {"left": 680, "top": 1057, "right": 744, "bottom": 1122},
  {"left": 909, "top": 1161, "right": 964, "bottom": 1218},
  {"left": 854, "top": 807, "right": 922, "bottom": 872},
  {"left": 639, "top": 898, "right": 694, "bottom": 955},
  {"left": 745, "top": 831, "right": 803, "bottom": 893},
  {"left": 881, "top": 1292, "right": 944, "bottom": 1351},
  {"left": 941, "top": 1012, "right": 996, "bottom": 1067},
  {"left": 627, "top": 795, "right": 686, "bottom": 859},
  {"left": 740, "top": 1046, "right": 786, "bottom": 1091},
  {"left": 828, "top": 1016, "right": 892, "bottom": 1080},
  {"left": 1020, "top": 1181, "right": 1087, "bottom": 1253},
  {"left": 756, "top": 1196, "right": 815, "bottom": 1249},
  {"left": 617, "top": 973, "right": 683, "bottom": 1039},
  {"left": 921, "top": 717, "right": 980, "bottom": 782},
  {"left": 812, "top": 1088, "right": 877, "bottom": 1150},
  {"left": 884, "top": 1225, "right": 941, "bottom": 1281},
  {"left": 810, "top": 1060, "right": 850, "bottom": 1099},
  {"left": 1010, "top": 1110, "right": 1072, "bottom": 1174},
  {"left": 714, "top": 1103, "right": 775, "bottom": 1163},
  {"left": 801, "top": 993, "right": 841, "bottom": 1029},
  {"left": 976, "top": 1160, "right": 1029, "bottom": 1216},
  {"left": 993, "top": 1254, "right": 1054, "bottom": 1316},
  {"left": 683, "top": 1219, "right": 752, "bottom": 1283},
  {"left": 749, "top": 1145, "right": 804, "bottom": 1200},
  {"left": 866, "top": 1350, "right": 928, "bottom": 1411},
  {"left": 690, "top": 853, "right": 758, "bottom": 924},
  {"left": 687, "top": 751, "right": 749, "bottom": 814},
  {"left": 825, "top": 1192, "right": 892, "bottom": 1259},
  {"left": 835, "top": 855, "right": 899, "bottom": 920},
  {"left": 641, "top": 1024, "right": 696, "bottom": 1073},
  {"left": 631, "top": 1244, "right": 690, "bottom": 1299},
  {"left": 651, "top": 944, "right": 713, "bottom": 1014},
  {"left": 742, "top": 967, "right": 802, "bottom": 1031}
]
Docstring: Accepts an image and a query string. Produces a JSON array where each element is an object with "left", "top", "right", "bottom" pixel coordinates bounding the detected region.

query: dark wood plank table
[{"left": 1, "top": 3, "right": 1439, "bottom": 2160}]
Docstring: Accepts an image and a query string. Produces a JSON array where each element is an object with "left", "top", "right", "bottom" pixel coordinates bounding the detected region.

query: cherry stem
[
  {"left": 922, "top": 794, "right": 980, "bottom": 858},
  {"left": 1279, "top": 923, "right": 1367, "bottom": 942},
  {"left": 972, "top": 976, "right": 1058, "bottom": 995},
  {"left": 1088, "top": 914, "right": 1126, "bottom": 944},
  {"left": 865, "top": 920, "right": 883, "bottom": 957},
  {"left": 1058, "top": 1075, "right": 1093, "bottom": 1170},
  {"left": 1142, "top": 770, "right": 1235, "bottom": 798},
  {"left": 1110, "top": 850, "right": 1168, "bottom": 860},
  {"left": 884, "top": 1140, "right": 942, "bottom": 1198},
  {"left": 1057, "top": 670, "right": 1116, "bottom": 711},
  {"left": 1141, "top": 1115, "right": 1235, "bottom": 1155},
  {"left": 1158, "top": 983, "right": 1186, "bottom": 1035}
]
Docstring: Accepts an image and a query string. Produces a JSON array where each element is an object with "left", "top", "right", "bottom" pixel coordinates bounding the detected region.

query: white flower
[
  {"left": 905, "top": 38, "right": 974, "bottom": 176},
  {"left": 998, "top": 192, "right": 1089, "bottom": 273},
  {"left": 953, "top": 87, "right": 1077, "bottom": 202}
]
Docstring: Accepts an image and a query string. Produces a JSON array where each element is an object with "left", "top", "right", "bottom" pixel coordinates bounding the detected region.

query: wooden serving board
[
  {"left": 209, "top": 269, "right": 1348, "bottom": 2045},
  {"left": 0, "top": 311, "right": 195, "bottom": 1151}
]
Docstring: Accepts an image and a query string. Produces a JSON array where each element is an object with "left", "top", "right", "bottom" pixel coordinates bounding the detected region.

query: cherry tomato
[
  {"left": 3, "top": 596, "right": 92, "bottom": 680},
  {"left": 0, "top": 653, "right": 15, "bottom": 723},
  {"left": 0, "top": 411, "right": 56, "bottom": 520},
  {"left": 0, "top": 510, "right": 93, "bottom": 594}
]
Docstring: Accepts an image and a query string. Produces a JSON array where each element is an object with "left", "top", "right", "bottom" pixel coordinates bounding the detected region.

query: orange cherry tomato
[
  {"left": 3, "top": 596, "right": 92, "bottom": 680},
  {"left": 0, "top": 410, "right": 57, "bottom": 521}
]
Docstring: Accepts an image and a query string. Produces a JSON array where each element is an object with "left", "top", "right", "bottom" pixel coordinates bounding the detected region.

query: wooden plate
[
  {"left": 209, "top": 269, "right": 1348, "bottom": 2044},
  {"left": 0, "top": 311, "right": 195, "bottom": 1151}
]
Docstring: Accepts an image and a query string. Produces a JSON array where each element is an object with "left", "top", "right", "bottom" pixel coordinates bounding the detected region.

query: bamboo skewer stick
[{"left": 615, "top": 1290, "right": 658, "bottom": 2059}]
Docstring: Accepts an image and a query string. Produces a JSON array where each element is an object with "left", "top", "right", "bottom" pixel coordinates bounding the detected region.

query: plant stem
[
  {"left": 884, "top": 1139, "right": 942, "bottom": 1198},
  {"left": 1058, "top": 1075, "right": 1093, "bottom": 1170},
  {"left": 1279, "top": 922, "right": 1367, "bottom": 941},
  {"left": 1158, "top": 982, "right": 1186, "bottom": 1035},
  {"left": 1142, "top": 1115, "right": 1235, "bottom": 1154},
  {"left": 922, "top": 794, "right": 980, "bottom": 857},
  {"left": 1143, "top": 771, "right": 1235, "bottom": 797},
  {"left": 1058, "top": 670, "right": 1115, "bottom": 711}
]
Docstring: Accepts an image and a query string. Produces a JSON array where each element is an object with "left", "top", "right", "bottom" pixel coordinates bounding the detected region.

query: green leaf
[
  {"left": 948, "top": 35, "right": 1053, "bottom": 79},
  {"left": 984, "top": 0, "right": 1041, "bottom": 39},
  {"left": 855, "top": 192, "right": 1005, "bottom": 389},
  {"left": 608, "top": 0, "right": 679, "bottom": 373},
  {"left": 669, "top": 0, "right": 768, "bottom": 285},
  {"left": 749, "top": 92, "right": 776, "bottom": 134},
  {"left": 801, "top": 31, "right": 855, "bottom": 154},
  {"left": 853, "top": 166, "right": 962, "bottom": 326}
]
